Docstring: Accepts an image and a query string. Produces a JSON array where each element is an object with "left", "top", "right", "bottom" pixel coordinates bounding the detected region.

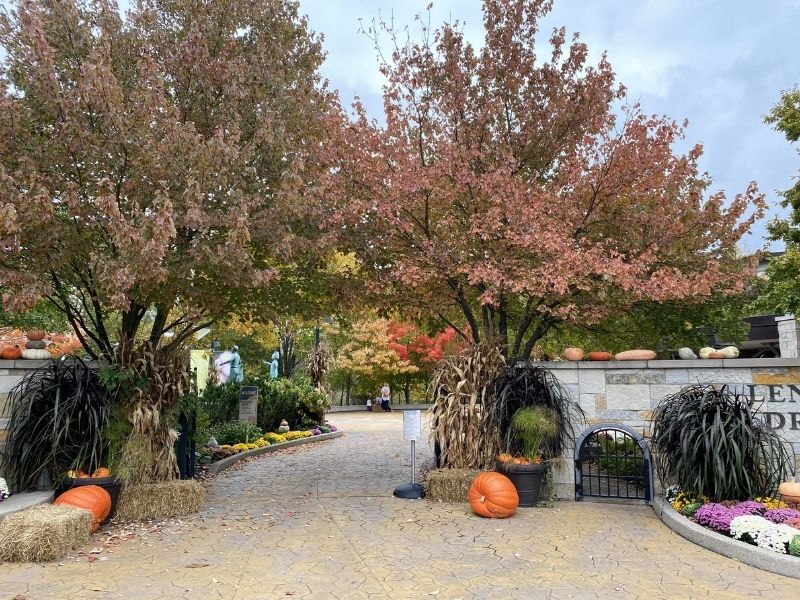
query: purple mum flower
[
  {"left": 694, "top": 501, "right": 766, "bottom": 534},
  {"left": 764, "top": 508, "right": 800, "bottom": 524},
  {"left": 734, "top": 501, "right": 766, "bottom": 515},
  {"left": 694, "top": 503, "right": 733, "bottom": 533}
]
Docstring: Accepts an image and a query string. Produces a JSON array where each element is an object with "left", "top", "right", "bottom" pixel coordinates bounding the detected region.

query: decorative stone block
[
  {"left": 594, "top": 394, "right": 607, "bottom": 411},
  {"left": 606, "top": 371, "right": 665, "bottom": 385},
  {"left": 686, "top": 368, "right": 753, "bottom": 385},
  {"left": 578, "top": 369, "right": 605, "bottom": 393},
  {"left": 551, "top": 368, "right": 579, "bottom": 385},
  {"left": 606, "top": 384, "right": 650, "bottom": 410},
  {"left": 579, "top": 393, "right": 597, "bottom": 418},
  {"left": 665, "top": 369, "right": 689, "bottom": 384},
  {"left": 649, "top": 385, "right": 689, "bottom": 407}
]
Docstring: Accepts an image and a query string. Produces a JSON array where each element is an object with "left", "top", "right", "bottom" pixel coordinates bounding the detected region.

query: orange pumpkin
[
  {"left": 497, "top": 453, "right": 513, "bottom": 464},
  {"left": 0, "top": 345, "right": 22, "bottom": 360},
  {"left": 468, "top": 472, "right": 519, "bottom": 518},
  {"left": 588, "top": 351, "right": 612, "bottom": 361},
  {"left": 26, "top": 330, "right": 46, "bottom": 341},
  {"left": 54, "top": 485, "right": 111, "bottom": 532},
  {"left": 92, "top": 467, "right": 111, "bottom": 478},
  {"left": 77, "top": 471, "right": 91, "bottom": 478},
  {"left": 563, "top": 347, "right": 584, "bottom": 361}
]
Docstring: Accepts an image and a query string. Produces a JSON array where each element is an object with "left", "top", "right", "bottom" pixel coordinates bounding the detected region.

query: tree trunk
[{"left": 404, "top": 373, "right": 410, "bottom": 404}]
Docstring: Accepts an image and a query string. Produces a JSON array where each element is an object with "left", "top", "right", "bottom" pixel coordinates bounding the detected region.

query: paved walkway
[{"left": 0, "top": 413, "right": 797, "bottom": 599}]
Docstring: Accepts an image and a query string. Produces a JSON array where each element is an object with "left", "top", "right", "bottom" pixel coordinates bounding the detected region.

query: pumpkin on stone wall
[
  {"left": 563, "top": 347, "right": 584, "bottom": 361},
  {"left": 1, "top": 345, "right": 22, "bottom": 360}
]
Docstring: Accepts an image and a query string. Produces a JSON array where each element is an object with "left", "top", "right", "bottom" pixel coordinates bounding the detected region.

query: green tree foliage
[{"left": 754, "top": 87, "right": 800, "bottom": 316}]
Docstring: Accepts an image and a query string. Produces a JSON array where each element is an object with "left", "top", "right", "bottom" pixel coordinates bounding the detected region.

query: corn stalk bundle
[
  {"left": 307, "top": 343, "right": 332, "bottom": 391},
  {"left": 427, "top": 343, "right": 505, "bottom": 469},
  {"left": 114, "top": 339, "right": 189, "bottom": 484}
]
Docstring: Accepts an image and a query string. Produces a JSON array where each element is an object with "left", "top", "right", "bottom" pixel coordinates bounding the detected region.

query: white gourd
[
  {"left": 719, "top": 346, "right": 740, "bottom": 359},
  {"left": 698, "top": 347, "right": 715, "bottom": 359},
  {"left": 21, "top": 348, "right": 51, "bottom": 359}
]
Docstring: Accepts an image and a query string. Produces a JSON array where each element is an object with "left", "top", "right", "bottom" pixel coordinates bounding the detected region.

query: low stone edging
[
  {"left": 0, "top": 490, "right": 54, "bottom": 522},
  {"left": 206, "top": 431, "right": 344, "bottom": 475},
  {"left": 653, "top": 496, "right": 799, "bottom": 579}
]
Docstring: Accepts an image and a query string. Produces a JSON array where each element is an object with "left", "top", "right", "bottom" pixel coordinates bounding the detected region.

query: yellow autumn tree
[{"left": 335, "top": 317, "right": 418, "bottom": 401}]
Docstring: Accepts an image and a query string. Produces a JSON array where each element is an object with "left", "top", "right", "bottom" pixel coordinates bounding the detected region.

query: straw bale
[
  {"left": 114, "top": 480, "right": 205, "bottom": 522},
  {"left": 426, "top": 468, "right": 483, "bottom": 503},
  {"left": 0, "top": 504, "right": 92, "bottom": 563}
]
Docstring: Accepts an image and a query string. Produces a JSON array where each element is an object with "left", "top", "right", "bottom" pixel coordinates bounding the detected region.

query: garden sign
[{"left": 238, "top": 386, "right": 259, "bottom": 425}]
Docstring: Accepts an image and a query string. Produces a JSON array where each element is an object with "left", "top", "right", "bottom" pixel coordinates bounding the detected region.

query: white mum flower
[
  {"left": 730, "top": 515, "right": 772, "bottom": 543},
  {"left": 0, "top": 477, "right": 9, "bottom": 501},
  {"left": 756, "top": 524, "right": 799, "bottom": 554}
]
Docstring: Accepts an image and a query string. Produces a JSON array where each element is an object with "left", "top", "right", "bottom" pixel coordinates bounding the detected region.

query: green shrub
[
  {"left": 200, "top": 376, "right": 330, "bottom": 433},
  {"left": 790, "top": 534, "right": 800, "bottom": 557},
  {"left": 598, "top": 435, "right": 644, "bottom": 477},
  {"left": 680, "top": 502, "right": 702, "bottom": 517},
  {"left": 257, "top": 377, "right": 329, "bottom": 432},
  {"left": 200, "top": 381, "right": 241, "bottom": 424},
  {"left": 207, "top": 421, "right": 263, "bottom": 446},
  {"left": 651, "top": 385, "right": 792, "bottom": 500}
]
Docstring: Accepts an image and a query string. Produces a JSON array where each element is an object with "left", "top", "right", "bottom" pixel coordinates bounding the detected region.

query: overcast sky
[{"left": 301, "top": 0, "right": 800, "bottom": 251}]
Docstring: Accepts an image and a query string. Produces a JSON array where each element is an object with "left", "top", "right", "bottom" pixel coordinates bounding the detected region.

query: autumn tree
[
  {"left": 0, "top": 0, "right": 332, "bottom": 357},
  {"left": 0, "top": 0, "right": 333, "bottom": 481},
  {"left": 324, "top": 0, "right": 765, "bottom": 361},
  {"left": 334, "top": 317, "right": 418, "bottom": 403}
]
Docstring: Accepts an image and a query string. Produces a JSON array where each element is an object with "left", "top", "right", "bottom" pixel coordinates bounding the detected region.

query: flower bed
[
  {"left": 201, "top": 423, "right": 338, "bottom": 463},
  {"left": 665, "top": 486, "right": 800, "bottom": 557}
]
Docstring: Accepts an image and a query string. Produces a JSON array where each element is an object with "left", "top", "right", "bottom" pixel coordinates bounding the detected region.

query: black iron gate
[{"left": 574, "top": 424, "right": 652, "bottom": 502}]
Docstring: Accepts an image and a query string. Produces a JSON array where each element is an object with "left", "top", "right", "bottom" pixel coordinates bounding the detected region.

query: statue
[
  {"left": 217, "top": 345, "right": 244, "bottom": 384},
  {"left": 270, "top": 350, "right": 279, "bottom": 380}
]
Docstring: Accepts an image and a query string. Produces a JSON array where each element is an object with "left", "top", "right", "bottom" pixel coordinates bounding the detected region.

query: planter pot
[
  {"left": 779, "top": 481, "right": 800, "bottom": 505},
  {"left": 496, "top": 461, "right": 547, "bottom": 507},
  {"left": 57, "top": 476, "right": 122, "bottom": 524}
]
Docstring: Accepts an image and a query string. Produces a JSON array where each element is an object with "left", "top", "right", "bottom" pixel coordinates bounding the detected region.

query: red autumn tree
[{"left": 324, "top": 0, "right": 765, "bottom": 361}]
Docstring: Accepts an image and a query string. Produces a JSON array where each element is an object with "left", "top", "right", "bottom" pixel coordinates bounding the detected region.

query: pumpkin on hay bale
[
  {"left": 0, "top": 504, "right": 92, "bottom": 563},
  {"left": 426, "top": 468, "right": 482, "bottom": 503},
  {"left": 114, "top": 480, "right": 205, "bottom": 522},
  {"left": 468, "top": 472, "right": 519, "bottom": 518}
]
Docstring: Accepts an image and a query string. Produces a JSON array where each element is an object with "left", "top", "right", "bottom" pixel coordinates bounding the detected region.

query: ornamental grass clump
[
  {"left": 510, "top": 406, "right": 558, "bottom": 462},
  {"left": 489, "top": 364, "right": 585, "bottom": 462},
  {"left": 651, "top": 385, "right": 793, "bottom": 500}
]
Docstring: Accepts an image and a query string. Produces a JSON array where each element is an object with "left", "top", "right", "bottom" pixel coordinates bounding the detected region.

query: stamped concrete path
[{"left": 1, "top": 412, "right": 797, "bottom": 599}]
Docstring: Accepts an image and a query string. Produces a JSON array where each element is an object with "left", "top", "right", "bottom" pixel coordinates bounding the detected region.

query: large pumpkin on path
[
  {"left": 54, "top": 485, "right": 111, "bottom": 532},
  {"left": 468, "top": 472, "right": 519, "bottom": 518}
]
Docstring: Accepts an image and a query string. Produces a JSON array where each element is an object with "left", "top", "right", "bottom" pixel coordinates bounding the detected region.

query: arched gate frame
[{"left": 574, "top": 423, "right": 653, "bottom": 502}]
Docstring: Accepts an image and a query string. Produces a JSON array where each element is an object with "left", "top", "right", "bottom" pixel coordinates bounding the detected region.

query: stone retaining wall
[
  {"left": 0, "top": 360, "right": 56, "bottom": 477},
  {"left": 535, "top": 358, "right": 800, "bottom": 499}
]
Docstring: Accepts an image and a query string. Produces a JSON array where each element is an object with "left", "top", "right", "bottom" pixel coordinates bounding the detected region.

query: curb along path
[{"left": 0, "top": 412, "right": 796, "bottom": 599}]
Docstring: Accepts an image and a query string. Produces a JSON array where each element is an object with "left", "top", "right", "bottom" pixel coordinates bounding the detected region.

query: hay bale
[
  {"left": 0, "top": 504, "right": 92, "bottom": 563},
  {"left": 425, "top": 468, "right": 482, "bottom": 503},
  {"left": 115, "top": 480, "right": 205, "bottom": 522}
]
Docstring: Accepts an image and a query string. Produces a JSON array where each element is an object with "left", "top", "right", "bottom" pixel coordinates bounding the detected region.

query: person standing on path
[{"left": 380, "top": 382, "right": 391, "bottom": 412}]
